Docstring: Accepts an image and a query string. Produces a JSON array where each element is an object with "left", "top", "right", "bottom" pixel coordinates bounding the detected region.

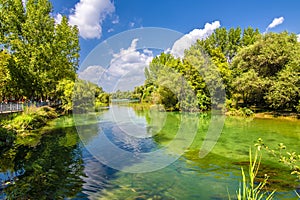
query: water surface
[{"left": 0, "top": 105, "right": 299, "bottom": 199}]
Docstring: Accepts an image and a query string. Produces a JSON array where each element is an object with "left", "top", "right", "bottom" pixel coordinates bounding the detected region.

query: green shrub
[
  {"left": 227, "top": 107, "right": 254, "bottom": 117},
  {"left": 0, "top": 127, "right": 15, "bottom": 151},
  {"left": 5, "top": 106, "right": 58, "bottom": 132}
]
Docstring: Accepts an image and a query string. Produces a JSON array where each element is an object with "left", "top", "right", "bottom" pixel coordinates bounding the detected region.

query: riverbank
[
  {"left": 128, "top": 103, "right": 300, "bottom": 120},
  {"left": 254, "top": 112, "right": 300, "bottom": 120},
  {"left": 0, "top": 106, "right": 58, "bottom": 135}
]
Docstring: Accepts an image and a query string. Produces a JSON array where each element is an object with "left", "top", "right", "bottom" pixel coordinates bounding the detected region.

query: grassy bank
[
  {"left": 1, "top": 106, "right": 58, "bottom": 134},
  {"left": 4, "top": 106, "right": 58, "bottom": 132}
]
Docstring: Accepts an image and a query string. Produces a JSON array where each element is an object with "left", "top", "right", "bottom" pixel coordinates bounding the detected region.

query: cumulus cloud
[
  {"left": 54, "top": 13, "right": 63, "bottom": 24},
  {"left": 129, "top": 22, "right": 135, "bottom": 28},
  {"left": 69, "top": 0, "right": 115, "bottom": 39},
  {"left": 79, "top": 39, "right": 153, "bottom": 91},
  {"left": 78, "top": 65, "right": 106, "bottom": 84},
  {"left": 266, "top": 17, "right": 284, "bottom": 32},
  {"left": 108, "top": 28, "right": 114, "bottom": 33},
  {"left": 100, "top": 39, "right": 153, "bottom": 91},
  {"left": 112, "top": 16, "right": 119, "bottom": 24},
  {"left": 171, "top": 21, "right": 220, "bottom": 58}
]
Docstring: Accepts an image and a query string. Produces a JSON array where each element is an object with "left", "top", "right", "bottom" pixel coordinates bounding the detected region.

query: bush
[
  {"left": 0, "top": 127, "right": 15, "bottom": 151},
  {"left": 227, "top": 107, "right": 254, "bottom": 117},
  {"left": 5, "top": 106, "right": 58, "bottom": 132}
]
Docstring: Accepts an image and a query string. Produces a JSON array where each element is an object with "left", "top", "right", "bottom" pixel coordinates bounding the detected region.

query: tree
[
  {"left": 231, "top": 69, "right": 269, "bottom": 107},
  {"left": 0, "top": 51, "right": 11, "bottom": 100},
  {"left": 265, "top": 66, "right": 300, "bottom": 110},
  {"left": 56, "top": 79, "right": 75, "bottom": 112},
  {"left": 0, "top": 0, "right": 80, "bottom": 102},
  {"left": 231, "top": 32, "right": 300, "bottom": 110},
  {"left": 232, "top": 32, "right": 298, "bottom": 77},
  {"left": 227, "top": 27, "right": 241, "bottom": 61},
  {"left": 52, "top": 16, "right": 80, "bottom": 82},
  {"left": 241, "top": 27, "right": 260, "bottom": 46}
]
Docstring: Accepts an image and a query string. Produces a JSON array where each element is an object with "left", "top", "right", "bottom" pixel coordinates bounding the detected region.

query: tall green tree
[
  {"left": 231, "top": 32, "right": 300, "bottom": 110},
  {"left": 241, "top": 27, "right": 260, "bottom": 46},
  {"left": 0, "top": 50, "right": 11, "bottom": 100},
  {"left": 232, "top": 32, "right": 298, "bottom": 77},
  {"left": 0, "top": 0, "right": 80, "bottom": 101}
]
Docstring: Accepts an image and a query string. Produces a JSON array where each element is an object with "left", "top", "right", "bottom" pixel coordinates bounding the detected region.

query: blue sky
[
  {"left": 49, "top": 0, "right": 300, "bottom": 91},
  {"left": 50, "top": 0, "right": 300, "bottom": 62}
]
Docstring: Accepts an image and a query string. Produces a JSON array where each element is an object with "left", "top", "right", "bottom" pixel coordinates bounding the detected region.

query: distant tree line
[{"left": 133, "top": 27, "right": 300, "bottom": 112}]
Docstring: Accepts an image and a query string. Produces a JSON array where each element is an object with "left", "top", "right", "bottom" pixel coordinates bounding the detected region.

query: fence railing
[{"left": 0, "top": 101, "right": 61, "bottom": 114}]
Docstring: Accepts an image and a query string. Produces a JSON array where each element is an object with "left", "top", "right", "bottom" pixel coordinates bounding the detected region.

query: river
[{"left": 0, "top": 105, "right": 299, "bottom": 199}]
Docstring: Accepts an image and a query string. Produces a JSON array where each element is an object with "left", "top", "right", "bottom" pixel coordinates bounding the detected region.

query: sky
[{"left": 49, "top": 0, "right": 300, "bottom": 91}]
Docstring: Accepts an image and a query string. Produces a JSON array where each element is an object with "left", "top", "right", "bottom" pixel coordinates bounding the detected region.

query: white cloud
[
  {"left": 108, "top": 28, "right": 114, "bottom": 33},
  {"left": 297, "top": 34, "right": 300, "bottom": 42},
  {"left": 80, "top": 39, "right": 153, "bottom": 91},
  {"left": 78, "top": 65, "right": 106, "bottom": 84},
  {"left": 129, "top": 22, "right": 135, "bottom": 28},
  {"left": 171, "top": 21, "right": 221, "bottom": 58},
  {"left": 112, "top": 16, "right": 119, "bottom": 24},
  {"left": 266, "top": 17, "right": 284, "bottom": 31},
  {"left": 54, "top": 13, "right": 63, "bottom": 24},
  {"left": 101, "top": 39, "right": 153, "bottom": 91},
  {"left": 69, "top": 0, "right": 115, "bottom": 39}
]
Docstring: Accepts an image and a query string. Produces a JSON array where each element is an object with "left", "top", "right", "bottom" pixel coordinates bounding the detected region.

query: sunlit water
[{"left": 0, "top": 105, "right": 299, "bottom": 199}]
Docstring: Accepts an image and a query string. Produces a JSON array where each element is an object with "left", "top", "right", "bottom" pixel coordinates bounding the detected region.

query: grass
[
  {"left": 229, "top": 149, "right": 276, "bottom": 200},
  {"left": 4, "top": 106, "right": 58, "bottom": 132}
]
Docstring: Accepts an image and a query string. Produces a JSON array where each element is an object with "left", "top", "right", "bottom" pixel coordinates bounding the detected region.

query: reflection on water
[
  {"left": 0, "top": 105, "right": 300, "bottom": 199},
  {"left": 0, "top": 125, "right": 85, "bottom": 199}
]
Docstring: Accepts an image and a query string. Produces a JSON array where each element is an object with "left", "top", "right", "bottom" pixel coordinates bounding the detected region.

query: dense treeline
[
  {"left": 134, "top": 27, "right": 300, "bottom": 113},
  {"left": 0, "top": 0, "right": 109, "bottom": 112}
]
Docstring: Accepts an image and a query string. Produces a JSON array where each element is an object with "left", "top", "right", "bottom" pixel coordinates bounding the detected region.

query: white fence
[{"left": 0, "top": 101, "right": 61, "bottom": 113}]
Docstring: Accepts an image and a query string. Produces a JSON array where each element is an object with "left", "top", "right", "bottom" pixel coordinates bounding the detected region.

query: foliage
[
  {"left": 55, "top": 78, "right": 110, "bottom": 113},
  {"left": 0, "top": 127, "right": 15, "bottom": 153},
  {"left": 226, "top": 107, "right": 254, "bottom": 117},
  {"left": 255, "top": 138, "right": 300, "bottom": 180},
  {"left": 0, "top": 50, "right": 12, "bottom": 100},
  {"left": 111, "top": 90, "right": 134, "bottom": 99},
  {"left": 229, "top": 149, "right": 275, "bottom": 200},
  {"left": 141, "top": 27, "right": 289, "bottom": 112},
  {"left": 56, "top": 79, "right": 75, "bottom": 112},
  {"left": 231, "top": 32, "right": 300, "bottom": 110},
  {"left": 231, "top": 69, "right": 269, "bottom": 107},
  {"left": 264, "top": 66, "right": 300, "bottom": 110},
  {"left": 72, "top": 79, "right": 110, "bottom": 113},
  {"left": 296, "top": 101, "right": 300, "bottom": 113},
  {"left": 143, "top": 52, "right": 210, "bottom": 111},
  {"left": 0, "top": 0, "right": 79, "bottom": 101},
  {"left": 4, "top": 106, "right": 58, "bottom": 132}
]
